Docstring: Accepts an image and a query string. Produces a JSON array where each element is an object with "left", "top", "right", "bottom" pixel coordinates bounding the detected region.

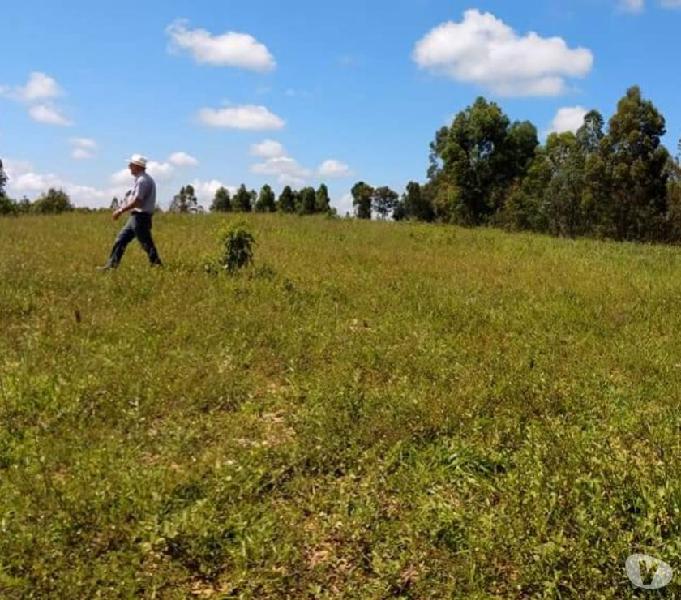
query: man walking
[{"left": 100, "top": 154, "right": 162, "bottom": 269}]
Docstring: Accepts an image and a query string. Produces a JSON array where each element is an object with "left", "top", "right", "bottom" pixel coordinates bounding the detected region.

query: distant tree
[
  {"left": 599, "top": 86, "right": 669, "bottom": 241},
  {"left": 403, "top": 181, "right": 434, "bottom": 222},
  {"left": 544, "top": 132, "right": 586, "bottom": 238},
  {"left": 16, "top": 197, "right": 31, "bottom": 214},
  {"left": 32, "top": 188, "right": 74, "bottom": 214},
  {"left": 298, "top": 186, "right": 317, "bottom": 215},
  {"left": 277, "top": 185, "right": 296, "bottom": 213},
  {"left": 169, "top": 185, "right": 198, "bottom": 213},
  {"left": 110, "top": 197, "right": 120, "bottom": 211},
  {"left": 0, "top": 159, "right": 7, "bottom": 198},
  {"left": 429, "top": 97, "right": 537, "bottom": 225},
  {"left": 315, "top": 184, "right": 331, "bottom": 213},
  {"left": 373, "top": 186, "right": 399, "bottom": 219},
  {"left": 351, "top": 181, "right": 374, "bottom": 219},
  {"left": 211, "top": 187, "right": 232, "bottom": 212},
  {"left": 392, "top": 199, "right": 408, "bottom": 221},
  {"left": 233, "top": 184, "right": 253, "bottom": 212},
  {"left": 255, "top": 184, "right": 276, "bottom": 212}
]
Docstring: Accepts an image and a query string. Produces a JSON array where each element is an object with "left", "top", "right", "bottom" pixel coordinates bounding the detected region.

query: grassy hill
[{"left": 1, "top": 213, "right": 680, "bottom": 598}]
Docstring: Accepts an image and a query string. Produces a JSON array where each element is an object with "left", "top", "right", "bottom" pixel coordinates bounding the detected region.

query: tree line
[
  {"left": 354, "top": 85, "right": 681, "bottom": 243},
  {"left": 3, "top": 84, "right": 681, "bottom": 244}
]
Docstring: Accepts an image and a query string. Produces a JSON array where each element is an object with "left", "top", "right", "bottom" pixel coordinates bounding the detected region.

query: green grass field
[{"left": 2, "top": 213, "right": 681, "bottom": 598}]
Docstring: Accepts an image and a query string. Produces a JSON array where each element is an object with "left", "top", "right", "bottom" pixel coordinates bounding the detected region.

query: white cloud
[
  {"left": 190, "top": 179, "right": 237, "bottom": 203},
  {"left": 166, "top": 20, "right": 275, "bottom": 72},
  {"left": 71, "top": 137, "right": 96, "bottom": 149},
  {"left": 198, "top": 105, "right": 285, "bottom": 130},
  {"left": 1, "top": 72, "right": 62, "bottom": 102},
  {"left": 251, "top": 155, "right": 311, "bottom": 186},
  {"left": 70, "top": 138, "right": 97, "bottom": 160},
  {"left": 169, "top": 151, "right": 199, "bottom": 167},
  {"left": 318, "top": 159, "right": 352, "bottom": 178},
  {"left": 72, "top": 148, "right": 93, "bottom": 160},
  {"left": 549, "top": 106, "right": 588, "bottom": 134},
  {"left": 111, "top": 168, "right": 133, "bottom": 186},
  {"left": 619, "top": 0, "right": 645, "bottom": 11},
  {"left": 28, "top": 104, "right": 72, "bottom": 126},
  {"left": 251, "top": 139, "right": 285, "bottom": 158},
  {"left": 5, "top": 159, "right": 118, "bottom": 207},
  {"left": 413, "top": 9, "right": 593, "bottom": 96},
  {"left": 333, "top": 192, "right": 354, "bottom": 216},
  {"left": 146, "top": 161, "right": 175, "bottom": 181},
  {"left": 1, "top": 73, "right": 72, "bottom": 126}
]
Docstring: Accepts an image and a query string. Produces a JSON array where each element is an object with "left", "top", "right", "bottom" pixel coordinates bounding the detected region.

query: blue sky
[{"left": 1, "top": 0, "right": 680, "bottom": 213}]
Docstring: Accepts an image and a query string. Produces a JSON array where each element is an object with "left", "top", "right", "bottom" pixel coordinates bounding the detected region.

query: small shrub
[{"left": 219, "top": 222, "right": 255, "bottom": 273}]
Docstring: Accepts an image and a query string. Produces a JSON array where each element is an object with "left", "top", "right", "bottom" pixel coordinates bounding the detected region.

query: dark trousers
[{"left": 106, "top": 212, "right": 162, "bottom": 268}]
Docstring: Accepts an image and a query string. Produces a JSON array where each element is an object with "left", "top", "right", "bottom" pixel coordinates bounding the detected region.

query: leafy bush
[{"left": 220, "top": 222, "right": 255, "bottom": 273}]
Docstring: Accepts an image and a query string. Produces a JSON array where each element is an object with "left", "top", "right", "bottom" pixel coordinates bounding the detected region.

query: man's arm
[{"left": 113, "top": 183, "right": 146, "bottom": 220}]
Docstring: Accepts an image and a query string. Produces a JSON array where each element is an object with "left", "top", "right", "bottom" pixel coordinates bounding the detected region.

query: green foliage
[
  {"left": 210, "top": 186, "right": 232, "bottom": 213},
  {"left": 315, "top": 184, "right": 331, "bottom": 213},
  {"left": 254, "top": 184, "right": 276, "bottom": 213},
  {"left": 429, "top": 97, "right": 538, "bottom": 225},
  {"left": 297, "top": 186, "right": 317, "bottom": 215},
  {"left": 277, "top": 186, "right": 296, "bottom": 213},
  {"left": 373, "top": 186, "right": 399, "bottom": 220},
  {"left": 233, "top": 184, "right": 254, "bottom": 213},
  {"left": 351, "top": 181, "right": 374, "bottom": 219},
  {"left": 0, "top": 159, "right": 7, "bottom": 198},
  {"left": 598, "top": 86, "right": 670, "bottom": 241},
  {"left": 170, "top": 185, "right": 198, "bottom": 213},
  {"left": 31, "top": 188, "right": 74, "bottom": 214},
  {"left": 0, "top": 195, "right": 16, "bottom": 216},
  {"left": 219, "top": 221, "right": 255, "bottom": 273}
]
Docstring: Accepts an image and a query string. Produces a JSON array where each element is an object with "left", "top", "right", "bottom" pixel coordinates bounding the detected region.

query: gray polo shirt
[{"left": 131, "top": 171, "right": 156, "bottom": 214}]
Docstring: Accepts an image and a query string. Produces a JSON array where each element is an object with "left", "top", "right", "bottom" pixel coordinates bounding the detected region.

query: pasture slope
[{"left": 1, "top": 213, "right": 681, "bottom": 598}]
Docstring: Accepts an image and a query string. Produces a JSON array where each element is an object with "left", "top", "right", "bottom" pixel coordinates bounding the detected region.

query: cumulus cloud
[
  {"left": 619, "top": 0, "right": 644, "bottom": 10},
  {"left": 413, "top": 9, "right": 594, "bottom": 96},
  {"left": 251, "top": 155, "right": 311, "bottom": 186},
  {"left": 549, "top": 106, "right": 588, "bottom": 134},
  {"left": 1, "top": 72, "right": 62, "bottom": 102},
  {"left": 334, "top": 192, "right": 355, "bottom": 216},
  {"left": 0, "top": 72, "right": 73, "bottom": 126},
  {"left": 28, "top": 104, "right": 72, "bottom": 126},
  {"left": 70, "top": 137, "right": 97, "bottom": 160},
  {"left": 4, "top": 159, "right": 118, "bottom": 207},
  {"left": 250, "top": 139, "right": 285, "bottom": 158},
  {"left": 169, "top": 151, "right": 199, "bottom": 167},
  {"left": 167, "top": 20, "right": 275, "bottom": 72},
  {"left": 191, "top": 179, "right": 237, "bottom": 203},
  {"left": 198, "top": 105, "right": 285, "bottom": 130},
  {"left": 318, "top": 159, "right": 352, "bottom": 178}
]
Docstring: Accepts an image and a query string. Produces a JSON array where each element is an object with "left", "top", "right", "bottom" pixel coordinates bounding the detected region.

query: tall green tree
[
  {"left": 403, "top": 181, "right": 434, "bottom": 222},
  {"left": 599, "top": 86, "right": 669, "bottom": 240},
  {"left": 210, "top": 187, "right": 232, "bottom": 212},
  {"left": 169, "top": 185, "right": 198, "bottom": 213},
  {"left": 373, "top": 186, "right": 399, "bottom": 220},
  {"left": 233, "top": 184, "right": 254, "bottom": 212},
  {"left": 32, "top": 188, "right": 74, "bottom": 214},
  {"left": 298, "top": 187, "right": 317, "bottom": 215},
  {"left": 351, "top": 181, "right": 374, "bottom": 219},
  {"left": 315, "top": 184, "right": 331, "bottom": 213},
  {"left": 255, "top": 184, "right": 276, "bottom": 212},
  {"left": 0, "top": 159, "right": 7, "bottom": 199},
  {"left": 544, "top": 132, "right": 586, "bottom": 238},
  {"left": 277, "top": 186, "right": 296, "bottom": 213},
  {"left": 429, "top": 97, "right": 538, "bottom": 225}
]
